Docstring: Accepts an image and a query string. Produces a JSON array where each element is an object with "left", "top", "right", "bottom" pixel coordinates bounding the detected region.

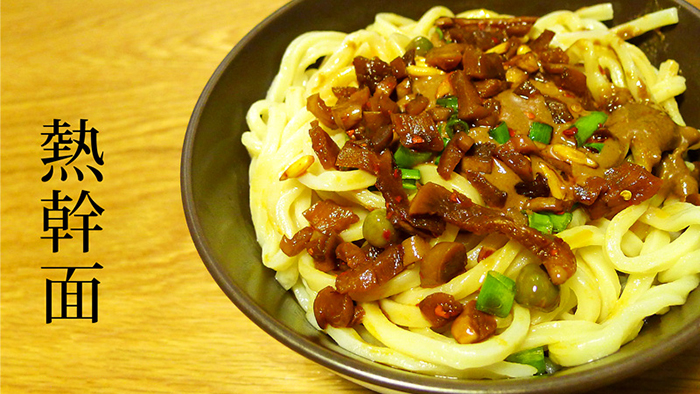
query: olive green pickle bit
[
  {"left": 362, "top": 209, "right": 399, "bottom": 248},
  {"left": 515, "top": 263, "right": 560, "bottom": 311},
  {"left": 406, "top": 36, "right": 433, "bottom": 56}
]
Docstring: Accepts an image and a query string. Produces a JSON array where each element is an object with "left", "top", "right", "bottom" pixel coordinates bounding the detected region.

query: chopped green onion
[
  {"left": 506, "top": 347, "right": 547, "bottom": 375},
  {"left": 406, "top": 36, "right": 433, "bottom": 57},
  {"left": 394, "top": 145, "right": 432, "bottom": 168},
  {"left": 436, "top": 95, "right": 459, "bottom": 113},
  {"left": 489, "top": 122, "right": 510, "bottom": 144},
  {"left": 528, "top": 212, "right": 553, "bottom": 234},
  {"left": 528, "top": 211, "right": 573, "bottom": 234},
  {"left": 574, "top": 111, "right": 608, "bottom": 146},
  {"left": 528, "top": 122, "right": 553, "bottom": 144},
  {"left": 476, "top": 271, "right": 516, "bottom": 318},
  {"left": 445, "top": 115, "right": 469, "bottom": 137},
  {"left": 399, "top": 168, "right": 421, "bottom": 181},
  {"left": 434, "top": 26, "right": 446, "bottom": 43},
  {"left": 549, "top": 212, "right": 573, "bottom": 233},
  {"left": 402, "top": 180, "right": 418, "bottom": 190},
  {"left": 585, "top": 142, "right": 605, "bottom": 153},
  {"left": 399, "top": 168, "right": 421, "bottom": 190}
]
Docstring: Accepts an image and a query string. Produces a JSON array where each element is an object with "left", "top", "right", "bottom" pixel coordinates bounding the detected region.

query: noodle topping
[
  {"left": 244, "top": 4, "right": 700, "bottom": 377},
  {"left": 289, "top": 12, "right": 691, "bottom": 326}
]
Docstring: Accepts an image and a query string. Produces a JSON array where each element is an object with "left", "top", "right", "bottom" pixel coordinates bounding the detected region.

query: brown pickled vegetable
[
  {"left": 303, "top": 199, "right": 359, "bottom": 234},
  {"left": 293, "top": 12, "right": 700, "bottom": 298},
  {"left": 463, "top": 171, "right": 507, "bottom": 208},
  {"left": 280, "top": 226, "right": 314, "bottom": 256},
  {"left": 401, "top": 235, "right": 430, "bottom": 266},
  {"left": 449, "top": 70, "right": 490, "bottom": 122},
  {"left": 306, "top": 94, "right": 336, "bottom": 129},
  {"left": 409, "top": 182, "right": 576, "bottom": 285},
  {"left": 335, "top": 242, "right": 369, "bottom": 269},
  {"left": 306, "top": 230, "right": 342, "bottom": 272},
  {"left": 314, "top": 286, "right": 359, "bottom": 329},
  {"left": 391, "top": 112, "right": 444, "bottom": 152},
  {"left": 451, "top": 300, "right": 497, "bottom": 344},
  {"left": 354, "top": 56, "right": 394, "bottom": 93},
  {"left": 335, "top": 244, "right": 404, "bottom": 301},
  {"left": 418, "top": 292, "right": 464, "bottom": 328},
  {"left": 420, "top": 242, "right": 467, "bottom": 287},
  {"left": 584, "top": 162, "right": 662, "bottom": 220},
  {"left": 308, "top": 120, "right": 339, "bottom": 169},
  {"left": 336, "top": 140, "right": 380, "bottom": 174},
  {"left": 374, "top": 150, "right": 445, "bottom": 238},
  {"left": 438, "top": 132, "right": 474, "bottom": 179}
]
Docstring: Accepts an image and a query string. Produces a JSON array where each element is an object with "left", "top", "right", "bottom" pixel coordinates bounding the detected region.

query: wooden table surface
[{"left": 3, "top": 1, "right": 700, "bottom": 393}]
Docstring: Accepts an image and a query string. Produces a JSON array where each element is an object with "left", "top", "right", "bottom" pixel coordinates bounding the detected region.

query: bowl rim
[{"left": 181, "top": 0, "right": 700, "bottom": 392}]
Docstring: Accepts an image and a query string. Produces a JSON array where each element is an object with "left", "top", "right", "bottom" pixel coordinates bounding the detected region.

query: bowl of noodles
[{"left": 182, "top": 0, "right": 700, "bottom": 392}]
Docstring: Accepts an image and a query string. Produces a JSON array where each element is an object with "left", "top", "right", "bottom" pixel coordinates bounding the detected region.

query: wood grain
[{"left": 2, "top": 1, "right": 700, "bottom": 393}]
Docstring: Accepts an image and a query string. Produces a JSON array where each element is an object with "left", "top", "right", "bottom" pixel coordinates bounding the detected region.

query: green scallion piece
[
  {"left": 445, "top": 115, "right": 469, "bottom": 137},
  {"left": 475, "top": 271, "right": 516, "bottom": 318},
  {"left": 550, "top": 212, "right": 573, "bottom": 233},
  {"left": 528, "top": 122, "right": 553, "bottom": 144},
  {"left": 436, "top": 95, "right": 459, "bottom": 113},
  {"left": 585, "top": 142, "right": 605, "bottom": 153},
  {"left": 574, "top": 111, "right": 608, "bottom": 146},
  {"left": 394, "top": 145, "right": 432, "bottom": 168},
  {"left": 506, "top": 347, "right": 547, "bottom": 375},
  {"left": 489, "top": 122, "right": 510, "bottom": 144},
  {"left": 402, "top": 180, "right": 418, "bottom": 190},
  {"left": 528, "top": 211, "right": 573, "bottom": 234},
  {"left": 400, "top": 168, "right": 421, "bottom": 181},
  {"left": 434, "top": 26, "right": 446, "bottom": 42},
  {"left": 528, "top": 212, "right": 554, "bottom": 234}
]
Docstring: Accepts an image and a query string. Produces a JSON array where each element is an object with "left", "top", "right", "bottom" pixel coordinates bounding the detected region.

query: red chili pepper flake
[
  {"left": 393, "top": 169, "right": 401, "bottom": 178},
  {"left": 526, "top": 112, "right": 535, "bottom": 120},
  {"left": 434, "top": 305, "right": 451, "bottom": 319},
  {"left": 382, "top": 229, "right": 392, "bottom": 241},
  {"left": 551, "top": 248, "right": 559, "bottom": 256},
  {"left": 395, "top": 195, "right": 403, "bottom": 203},
  {"left": 449, "top": 192, "right": 459, "bottom": 203},
  {"left": 563, "top": 126, "right": 578, "bottom": 137},
  {"left": 478, "top": 247, "right": 495, "bottom": 262},
  {"left": 347, "top": 129, "right": 355, "bottom": 137},
  {"left": 412, "top": 135, "right": 425, "bottom": 144},
  {"left": 508, "top": 128, "right": 515, "bottom": 137}
]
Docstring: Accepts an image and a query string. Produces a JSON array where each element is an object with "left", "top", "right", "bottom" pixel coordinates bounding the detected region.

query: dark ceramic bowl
[{"left": 181, "top": 0, "right": 700, "bottom": 392}]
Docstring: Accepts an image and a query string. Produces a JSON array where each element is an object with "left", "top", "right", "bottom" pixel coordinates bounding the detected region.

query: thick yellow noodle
[{"left": 241, "top": 3, "right": 700, "bottom": 378}]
